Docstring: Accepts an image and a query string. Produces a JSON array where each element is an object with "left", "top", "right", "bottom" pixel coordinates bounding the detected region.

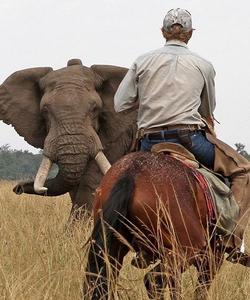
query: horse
[{"left": 84, "top": 151, "right": 226, "bottom": 300}]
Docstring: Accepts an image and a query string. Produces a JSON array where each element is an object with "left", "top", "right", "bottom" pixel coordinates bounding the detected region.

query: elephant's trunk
[
  {"left": 57, "top": 152, "right": 90, "bottom": 185},
  {"left": 15, "top": 151, "right": 89, "bottom": 196},
  {"left": 14, "top": 171, "right": 75, "bottom": 196}
]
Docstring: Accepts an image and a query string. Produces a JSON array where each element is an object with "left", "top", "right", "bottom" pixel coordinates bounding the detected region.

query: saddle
[
  {"left": 151, "top": 142, "right": 239, "bottom": 236},
  {"left": 151, "top": 142, "right": 199, "bottom": 168}
]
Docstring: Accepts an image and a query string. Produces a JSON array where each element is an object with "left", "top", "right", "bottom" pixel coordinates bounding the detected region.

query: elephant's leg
[
  {"left": 68, "top": 184, "right": 95, "bottom": 222},
  {"left": 68, "top": 186, "right": 82, "bottom": 220},
  {"left": 69, "top": 161, "right": 102, "bottom": 220},
  {"left": 67, "top": 187, "right": 93, "bottom": 232},
  {"left": 75, "top": 184, "right": 95, "bottom": 212}
]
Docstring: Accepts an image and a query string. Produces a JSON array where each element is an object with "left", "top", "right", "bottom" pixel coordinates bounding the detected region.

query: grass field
[{"left": 0, "top": 181, "right": 250, "bottom": 300}]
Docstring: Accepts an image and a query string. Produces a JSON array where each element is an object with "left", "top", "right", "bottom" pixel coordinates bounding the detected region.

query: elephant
[{"left": 0, "top": 58, "right": 137, "bottom": 218}]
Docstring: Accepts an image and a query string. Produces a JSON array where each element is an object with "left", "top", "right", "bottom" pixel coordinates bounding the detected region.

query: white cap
[{"left": 163, "top": 8, "right": 193, "bottom": 32}]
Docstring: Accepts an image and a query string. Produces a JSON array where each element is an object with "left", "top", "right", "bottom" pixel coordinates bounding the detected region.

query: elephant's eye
[
  {"left": 91, "top": 104, "right": 100, "bottom": 117},
  {"left": 91, "top": 107, "right": 98, "bottom": 119}
]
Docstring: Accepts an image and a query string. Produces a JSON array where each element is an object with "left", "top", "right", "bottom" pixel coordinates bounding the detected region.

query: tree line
[
  {"left": 0, "top": 143, "right": 249, "bottom": 180},
  {"left": 235, "top": 143, "right": 250, "bottom": 161},
  {"left": 0, "top": 144, "right": 57, "bottom": 180}
]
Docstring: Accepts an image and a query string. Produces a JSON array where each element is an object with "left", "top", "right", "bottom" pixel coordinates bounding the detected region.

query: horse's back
[{"left": 94, "top": 151, "right": 209, "bottom": 255}]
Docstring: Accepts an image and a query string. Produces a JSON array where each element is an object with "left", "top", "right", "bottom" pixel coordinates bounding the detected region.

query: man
[{"left": 114, "top": 8, "right": 250, "bottom": 266}]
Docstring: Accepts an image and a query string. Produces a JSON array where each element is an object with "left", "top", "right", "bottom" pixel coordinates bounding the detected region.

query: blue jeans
[{"left": 140, "top": 129, "right": 215, "bottom": 169}]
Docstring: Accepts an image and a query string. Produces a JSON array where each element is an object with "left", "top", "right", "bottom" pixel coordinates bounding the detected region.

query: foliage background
[{"left": 0, "top": 145, "right": 58, "bottom": 180}]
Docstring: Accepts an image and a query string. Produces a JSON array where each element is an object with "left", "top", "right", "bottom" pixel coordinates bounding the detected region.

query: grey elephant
[{"left": 0, "top": 59, "right": 137, "bottom": 218}]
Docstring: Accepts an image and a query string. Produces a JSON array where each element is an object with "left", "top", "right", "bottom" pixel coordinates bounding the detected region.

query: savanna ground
[{"left": 0, "top": 181, "right": 250, "bottom": 300}]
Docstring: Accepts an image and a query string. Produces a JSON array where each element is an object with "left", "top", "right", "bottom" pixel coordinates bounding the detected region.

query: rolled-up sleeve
[{"left": 114, "top": 62, "right": 138, "bottom": 112}]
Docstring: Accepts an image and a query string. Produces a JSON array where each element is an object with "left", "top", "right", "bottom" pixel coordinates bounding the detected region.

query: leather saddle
[{"left": 151, "top": 142, "right": 199, "bottom": 168}]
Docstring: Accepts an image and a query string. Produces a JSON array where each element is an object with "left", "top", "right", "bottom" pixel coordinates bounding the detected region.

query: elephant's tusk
[
  {"left": 95, "top": 151, "right": 111, "bottom": 175},
  {"left": 88, "top": 125, "right": 111, "bottom": 174},
  {"left": 34, "top": 156, "right": 53, "bottom": 194}
]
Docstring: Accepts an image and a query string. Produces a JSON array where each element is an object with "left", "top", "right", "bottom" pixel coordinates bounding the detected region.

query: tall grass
[{"left": 0, "top": 181, "right": 250, "bottom": 299}]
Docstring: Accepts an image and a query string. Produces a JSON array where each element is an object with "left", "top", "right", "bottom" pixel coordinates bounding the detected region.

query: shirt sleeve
[
  {"left": 198, "top": 64, "right": 216, "bottom": 120},
  {"left": 114, "top": 62, "right": 138, "bottom": 112}
]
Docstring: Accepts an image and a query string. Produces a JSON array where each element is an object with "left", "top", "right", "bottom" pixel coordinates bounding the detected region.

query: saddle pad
[{"left": 195, "top": 168, "right": 240, "bottom": 235}]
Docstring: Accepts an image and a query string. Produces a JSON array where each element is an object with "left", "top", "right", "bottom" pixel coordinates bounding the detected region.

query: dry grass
[{"left": 0, "top": 181, "right": 250, "bottom": 300}]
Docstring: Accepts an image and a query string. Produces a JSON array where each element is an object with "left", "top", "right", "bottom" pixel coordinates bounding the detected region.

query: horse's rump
[{"left": 94, "top": 151, "right": 210, "bottom": 257}]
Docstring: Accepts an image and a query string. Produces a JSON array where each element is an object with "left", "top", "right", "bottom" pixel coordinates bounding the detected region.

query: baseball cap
[{"left": 163, "top": 8, "right": 193, "bottom": 32}]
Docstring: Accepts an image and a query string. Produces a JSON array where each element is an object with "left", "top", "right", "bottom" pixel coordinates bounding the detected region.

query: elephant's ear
[
  {"left": 0, "top": 67, "right": 52, "bottom": 148},
  {"left": 91, "top": 65, "right": 137, "bottom": 160},
  {"left": 91, "top": 64, "right": 128, "bottom": 93},
  {"left": 90, "top": 65, "right": 129, "bottom": 139}
]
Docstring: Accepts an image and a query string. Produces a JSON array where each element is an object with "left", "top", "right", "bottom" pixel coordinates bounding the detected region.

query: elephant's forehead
[{"left": 40, "top": 65, "right": 94, "bottom": 90}]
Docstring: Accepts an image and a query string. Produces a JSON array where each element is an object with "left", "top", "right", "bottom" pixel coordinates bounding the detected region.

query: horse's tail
[{"left": 87, "top": 173, "right": 135, "bottom": 277}]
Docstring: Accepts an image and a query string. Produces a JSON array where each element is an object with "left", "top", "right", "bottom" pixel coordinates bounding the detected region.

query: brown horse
[{"left": 85, "top": 151, "right": 225, "bottom": 300}]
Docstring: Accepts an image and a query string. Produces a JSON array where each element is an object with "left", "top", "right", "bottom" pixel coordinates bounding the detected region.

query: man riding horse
[{"left": 114, "top": 8, "right": 250, "bottom": 266}]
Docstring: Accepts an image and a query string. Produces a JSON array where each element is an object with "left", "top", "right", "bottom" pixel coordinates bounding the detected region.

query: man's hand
[{"left": 202, "top": 116, "right": 216, "bottom": 137}]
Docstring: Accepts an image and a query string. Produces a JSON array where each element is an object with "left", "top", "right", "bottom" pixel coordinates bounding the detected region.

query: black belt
[{"left": 145, "top": 129, "right": 199, "bottom": 141}]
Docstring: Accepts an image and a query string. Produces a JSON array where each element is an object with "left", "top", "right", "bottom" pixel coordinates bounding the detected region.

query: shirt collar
[{"left": 165, "top": 40, "right": 188, "bottom": 48}]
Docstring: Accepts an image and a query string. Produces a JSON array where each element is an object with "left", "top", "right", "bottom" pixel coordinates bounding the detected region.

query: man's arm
[
  {"left": 114, "top": 62, "right": 138, "bottom": 112},
  {"left": 199, "top": 64, "right": 216, "bottom": 133}
]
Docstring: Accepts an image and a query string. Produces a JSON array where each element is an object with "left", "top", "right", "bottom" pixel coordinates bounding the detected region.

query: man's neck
[{"left": 165, "top": 39, "right": 188, "bottom": 48}]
